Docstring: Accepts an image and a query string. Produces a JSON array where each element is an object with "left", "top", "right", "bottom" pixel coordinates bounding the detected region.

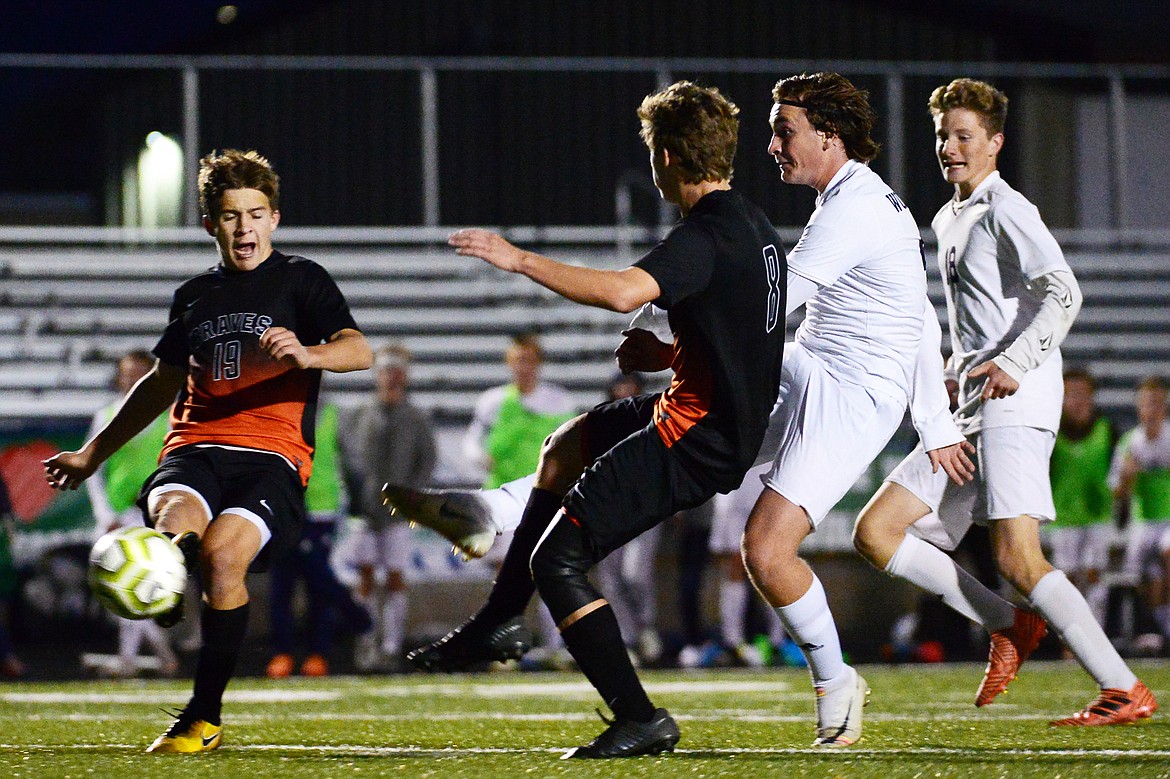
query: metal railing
[{"left": 2, "top": 54, "right": 1169, "bottom": 231}]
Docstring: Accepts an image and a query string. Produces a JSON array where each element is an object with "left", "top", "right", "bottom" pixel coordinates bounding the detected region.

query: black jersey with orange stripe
[
  {"left": 634, "top": 189, "right": 786, "bottom": 491},
  {"left": 152, "top": 250, "right": 359, "bottom": 485}
]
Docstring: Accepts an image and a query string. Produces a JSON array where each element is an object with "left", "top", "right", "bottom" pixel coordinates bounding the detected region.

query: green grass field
[{"left": 3, "top": 661, "right": 1169, "bottom": 778}]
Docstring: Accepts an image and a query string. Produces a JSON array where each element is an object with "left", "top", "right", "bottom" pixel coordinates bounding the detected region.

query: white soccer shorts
[
  {"left": 895, "top": 425, "right": 1057, "bottom": 552},
  {"left": 760, "top": 344, "right": 908, "bottom": 528}
]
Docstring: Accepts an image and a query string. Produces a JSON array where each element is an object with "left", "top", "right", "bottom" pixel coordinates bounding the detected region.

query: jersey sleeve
[
  {"left": 298, "top": 262, "right": 361, "bottom": 343},
  {"left": 633, "top": 221, "right": 715, "bottom": 309},
  {"left": 992, "top": 195, "right": 1069, "bottom": 280},
  {"left": 908, "top": 298, "right": 964, "bottom": 450},
  {"left": 152, "top": 287, "right": 193, "bottom": 367}
]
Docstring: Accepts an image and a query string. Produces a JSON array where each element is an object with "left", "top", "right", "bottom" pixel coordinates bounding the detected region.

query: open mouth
[{"left": 233, "top": 242, "right": 257, "bottom": 258}]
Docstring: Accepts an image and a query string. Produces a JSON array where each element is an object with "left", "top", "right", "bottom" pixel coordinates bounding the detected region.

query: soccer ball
[{"left": 88, "top": 527, "right": 187, "bottom": 620}]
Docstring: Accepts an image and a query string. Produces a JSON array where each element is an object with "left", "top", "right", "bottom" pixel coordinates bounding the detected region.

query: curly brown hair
[
  {"left": 637, "top": 81, "right": 739, "bottom": 184},
  {"left": 198, "top": 149, "right": 280, "bottom": 218},
  {"left": 772, "top": 72, "right": 879, "bottom": 163},
  {"left": 928, "top": 79, "right": 1009, "bottom": 136}
]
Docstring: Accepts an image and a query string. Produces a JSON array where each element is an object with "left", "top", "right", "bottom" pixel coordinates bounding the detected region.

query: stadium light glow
[{"left": 135, "top": 131, "right": 183, "bottom": 227}]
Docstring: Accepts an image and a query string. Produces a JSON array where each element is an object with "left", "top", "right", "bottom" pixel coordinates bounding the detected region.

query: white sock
[
  {"left": 718, "top": 579, "right": 749, "bottom": 647},
  {"left": 765, "top": 605, "right": 789, "bottom": 646},
  {"left": 380, "top": 590, "right": 409, "bottom": 655},
  {"left": 775, "top": 575, "right": 845, "bottom": 687},
  {"left": 1028, "top": 570, "right": 1136, "bottom": 690},
  {"left": 886, "top": 534, "right": 1015, "bottom": 632},
  {"left": 482, "top": 474, "right": 536, "bottom": 533}
]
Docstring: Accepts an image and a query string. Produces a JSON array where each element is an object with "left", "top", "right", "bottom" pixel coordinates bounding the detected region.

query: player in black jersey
[
  {"left": 446, "top": 81, "right": 786, "bottom": 759},
  {"left": 44, "top": 150, "right": 372, "bottom": 753}
]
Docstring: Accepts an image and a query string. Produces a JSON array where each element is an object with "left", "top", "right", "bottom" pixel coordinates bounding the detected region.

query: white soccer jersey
[
  {"left": 933, "top": 171, "right": 1073, "bottom": 434},
  {"left": 789, "top": 159, "right": 929, "bottom": 405}
]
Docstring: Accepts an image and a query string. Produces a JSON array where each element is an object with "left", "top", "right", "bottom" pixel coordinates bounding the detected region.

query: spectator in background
[
  {"left": 85, "top": 349, "right": 178, "bottom": 678},
  {"left": 340, "top": 343, "right": 436, "bottom": 671},
  {"left": 1046, "top": 368, "right": 1117, "bottom": 628},
  {"left": 463, "top": 332, "right": 576, "bottom": 489},
  {"left": 462, "top": 332, "right": 576, "bottom": 664},
  {"left": 1110, "top": 375, "right": 1170, "bottom": 648},
  {"left": 0, "top": 471, "right": 23, "bottom": 678},
  {"left": 266, "top": 400, "right": 372, "bottom": 678}
]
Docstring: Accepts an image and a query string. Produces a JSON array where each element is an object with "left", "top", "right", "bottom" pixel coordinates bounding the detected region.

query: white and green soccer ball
[{"left": 88, "top": 527, "right": 187, "bottom": 620}]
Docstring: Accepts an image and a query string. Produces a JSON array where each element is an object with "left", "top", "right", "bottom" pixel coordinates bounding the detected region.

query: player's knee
[
  {"left": 199, "top": 549, "right": 250, "bottom": 605},
  {"left": 535, "top": 415, "right": 587, "bottom": 492},
  {"left": 852, "top": 513, "right": 897, "bottom": 567},
  {"left": 530, "top": 543, "right": 578, "bottom": 589}
]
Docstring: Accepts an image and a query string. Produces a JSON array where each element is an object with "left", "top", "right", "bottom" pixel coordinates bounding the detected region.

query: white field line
[
  {"left": 3, "top": 743, "right": 1170, "bottom": 759},
  {"left": 4, "top": 709, "right": 1127, "bottom": 724},
  {"left": 0, "top": 680, "right": 796, "bottom": 705}
]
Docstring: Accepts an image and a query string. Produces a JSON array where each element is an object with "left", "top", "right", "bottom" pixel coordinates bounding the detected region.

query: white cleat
[
  {"left": 812, "top": 666, "right": 870, "bottom": 747},
  {"left": 381, "top": 483, "right": 497, "bottom": 560}
]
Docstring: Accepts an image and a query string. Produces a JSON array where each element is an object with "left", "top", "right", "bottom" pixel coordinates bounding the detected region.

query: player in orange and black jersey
[
  {"left": 445, "top": 81, "right": 786, "bottom": 759},
  {"left": 43, "top": 149, "right": 372, "bottom": 754}
]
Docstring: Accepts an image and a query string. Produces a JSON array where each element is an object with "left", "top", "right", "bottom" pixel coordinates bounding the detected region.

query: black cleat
[
  {"left": 406, "top": 616, "right": 533, "bottom": 672},
  {"left": 154, "top": 532, "right": 200, "bottom": 629},
  {"left": 153, "top": 593, "right": 185, "bottom": 629},
  {"left": 171, "top": 531, "right": 201, "bottom": 575},
  {"left": 562, "top": 708, "right": 680, "bottom": 759}
]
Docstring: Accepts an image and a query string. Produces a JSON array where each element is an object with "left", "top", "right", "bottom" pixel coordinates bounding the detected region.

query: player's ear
[
  {"left": 988, "top": 133, "right": 1004, "bottom": 157},
  {"left": 202, "top": 215, "right": 214, "bottom": 236},
  {"left": 271, "top": 210, "right": 280, "bottom": 229}
]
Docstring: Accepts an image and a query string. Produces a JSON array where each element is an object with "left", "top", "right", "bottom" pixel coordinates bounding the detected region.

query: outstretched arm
[
  {"left": 44, "top": 360, "right": 185, "bottom": 490},
  {"left": 449, "top": 229, "right": 661, "bottom": 313}
]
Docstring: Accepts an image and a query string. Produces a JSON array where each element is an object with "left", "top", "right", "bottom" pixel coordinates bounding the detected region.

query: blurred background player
[
  {"left": 1045, "top": 368, "right": 1116, "bottom": 629},
  {"left": 462, "top": 332, "right": 575, "bottom": 489},
  {"left": 461, "top": 332, "right": 575, "bottom": 664},
  {"left": 266, "top": 399, "right": 372, "bottom": 679},
  {"left": 84, "top": 349, "right": 179, "bottom": 678},
  {"left": 43, "top": 149, "right": 372, "bottom": 752},
  {"left": 853, "top": 78, "right": 1155, "bottom": 727},
  {"left": 339, "top": 343, "right": 436, "bottom": 672},
  {"left": 1110, "top": 375, "right": 1170, "bottom": 650}
]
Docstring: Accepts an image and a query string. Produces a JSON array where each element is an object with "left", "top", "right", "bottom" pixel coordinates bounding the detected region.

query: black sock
[
  {"left": 188, "top": 602, "right": 250, "bottom": 725},
  {"left": 477, "top": 488, "right": 563, "bottom": 626},
  {"left": 562, "top": 605, "right": 655, "bottom": 723}
]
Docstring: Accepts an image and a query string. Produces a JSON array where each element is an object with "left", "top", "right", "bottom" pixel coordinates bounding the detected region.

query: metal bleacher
[
  {"left": 0, "top": 234, "right": 1167, "bottom": 427},
  {"left": 0, "top": 241, "right": 635, "bottom": 424}
]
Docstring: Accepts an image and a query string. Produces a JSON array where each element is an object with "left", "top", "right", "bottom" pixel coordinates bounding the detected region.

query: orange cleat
[
  {"left": 265, "top": 653, "right": 294, "bottom": 679},
  {"left": 1050, "top": 680, "right": 1158, "bottom": 726},
  {"left": 975, "top": 608, "right": 1047, "bottom": 707},
  {"left": 300, "top": 654, "right": 329, "bottom": 677}
]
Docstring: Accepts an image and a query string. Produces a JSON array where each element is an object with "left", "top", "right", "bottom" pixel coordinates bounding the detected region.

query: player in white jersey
[
  {"left": 738, "top": 71, "right": 973, "bottom": 748},
  {"left": 852, "top": 78, "right": 1156, "bottom": 727}
]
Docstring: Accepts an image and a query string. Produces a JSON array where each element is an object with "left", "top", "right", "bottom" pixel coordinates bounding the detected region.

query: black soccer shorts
[{"left": 136, "top": 444, "right": 307, "bottom": 572}]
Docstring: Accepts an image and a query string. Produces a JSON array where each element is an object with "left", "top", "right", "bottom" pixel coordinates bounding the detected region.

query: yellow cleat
[{"left": 146, "top": 718, "right": 223, "bottom": 753}]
